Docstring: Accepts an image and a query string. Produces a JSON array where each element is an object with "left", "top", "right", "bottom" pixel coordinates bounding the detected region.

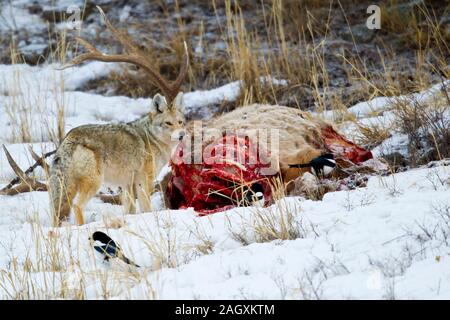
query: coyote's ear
[
  {"left": 173, "top": 92, "right": 185, "bottom": 113},
  {"left": 152, "top": 93, "right": 168, "bottom": 113}
]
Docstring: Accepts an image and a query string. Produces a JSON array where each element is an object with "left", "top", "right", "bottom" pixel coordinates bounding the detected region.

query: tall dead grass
[
  {"left": 3, "top": 28, "right": 70, "bottom": 145},
  {"left": 97, "top": 1, "right": 448, "bottom": 122}
]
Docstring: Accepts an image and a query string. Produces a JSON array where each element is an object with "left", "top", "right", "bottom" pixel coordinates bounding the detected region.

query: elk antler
[
  {"left": 62, "top": 6, "right": 189, "bottom": 102},
  {"left": 0, "top": 145, "right": 124, "bottom": 205},
  {"left": 0, "top": 145, "right": 48, "bottom": 195}
]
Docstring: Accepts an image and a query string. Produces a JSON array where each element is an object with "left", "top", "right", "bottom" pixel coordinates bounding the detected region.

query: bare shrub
[
  {"left": 226, "top": 198, "right": 307, "bottom": 246},
  {"left": 392, "top": 92, "right": 449, "bottom": 166}
]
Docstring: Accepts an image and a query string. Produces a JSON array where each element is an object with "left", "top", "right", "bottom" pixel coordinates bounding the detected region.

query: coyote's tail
[{"left": 48, "top": 152, "right": 73, "bottom": 226}]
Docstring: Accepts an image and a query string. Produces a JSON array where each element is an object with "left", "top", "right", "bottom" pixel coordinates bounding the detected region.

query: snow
[
  {"left": 348, "top": 96, "right": 394, "bottom": 119},
  {"left": 372, "top": 133, "right": 409, "bottom": 158},
  {"left": 41, "top": 0, "right": 87, "bottom": 12},
  {"left": 0, "top": 163, "right": 448, "bottom": 299},
  {"left": 0, "top": 59, "right": 449, "bottom": 299},
  {"left": 0, "top": 1, "right": 46, "bottom": 32},
  {"left": 184, "top": 77, "right": 287, "bottom": 119},
  {"left": 345, "top": 80, "right": 450, "bottom": 120},
  {"left": 0, "top": 62, "right": 120, "bottom": 94},
  {"left": 184, "top": 81, "right": 241, "bottom": 115}
]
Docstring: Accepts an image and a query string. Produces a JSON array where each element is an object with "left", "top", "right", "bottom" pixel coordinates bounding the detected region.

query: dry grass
[
  {"left": 357, "top": 122, "right": 393, "bottom": 150},
  {"left": 84, "top": 1, "right": 448, "bottom": 131},
  {"left": 227, "top": 179, "right": 307, "bottom": 244},
  {"left": 252, "top": 200, "right": 303, "bottom": 242},
  {"left": 3, "top": 28, "right": 69, "bottom": 145},
  {"left": 392, "top": 90, "right": 450, "bottom": 165}
]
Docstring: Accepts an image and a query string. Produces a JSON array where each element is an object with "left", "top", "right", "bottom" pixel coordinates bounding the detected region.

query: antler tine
[
  {"left": 0, "top": 145, "right": 48, "bottom": 195},
  {"left": 97, "top": 5, "right": 184, "bottom": 99},
  {"left": 28, "top": 146, "right": 43, "bottom": 165},
  {"left": 61, "top": 6, "right": 188, "bottom": 102},
  {"left": 167, "top": 41, "right": 189, "bottom": 101},
  {"left": 28, "top": 146, "right": 49, "bottom": 173},
  {"left": 96, "top": 6, "right": 137, "bottom": 54},
  {"left": 2, "top": 145, "right": 26, "bottom": 183},
  {"left": 1, "top": 149, "right": 56, "bottom": 192}
]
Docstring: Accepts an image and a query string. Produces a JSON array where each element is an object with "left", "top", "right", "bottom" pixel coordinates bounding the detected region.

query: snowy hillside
[{"left": 0, "top": 60, "right": 449, "bottom": 299}]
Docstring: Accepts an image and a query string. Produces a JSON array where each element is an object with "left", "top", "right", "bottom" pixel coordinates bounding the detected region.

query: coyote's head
[{"left": 149, "top": 92, "right": 186, "bottom": 145}]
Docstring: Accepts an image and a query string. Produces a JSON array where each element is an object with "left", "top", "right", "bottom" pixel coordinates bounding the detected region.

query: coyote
[{"left": 48, "top": 7, "right": 188, "bottom": 226}]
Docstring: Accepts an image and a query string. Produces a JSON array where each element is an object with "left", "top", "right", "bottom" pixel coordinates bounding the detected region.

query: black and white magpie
[
  {"left": 90, "top": 231, "right": 140, "bottom": 268},
  {"left": 244, "top": 183, "right": 265, "bottom": 207},
  {"left": 289, "top": 153, "right": 336, "bottom": 177}
]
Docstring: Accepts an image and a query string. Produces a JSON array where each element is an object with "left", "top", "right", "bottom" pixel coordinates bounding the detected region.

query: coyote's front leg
[
  {"left": 121, "top": 173, "right": 137, "bottom": 214},
  {"left": 136, "top": 168, "right": 154, "bottom": 212}
]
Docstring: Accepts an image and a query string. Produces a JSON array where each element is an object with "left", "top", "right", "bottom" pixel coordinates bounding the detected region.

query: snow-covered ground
[
  {"left": 0, "top": 160, "right": 448, "bottom": 299},
  {"left": 0, "top": 62, "right": 449, "bottom": 299}
]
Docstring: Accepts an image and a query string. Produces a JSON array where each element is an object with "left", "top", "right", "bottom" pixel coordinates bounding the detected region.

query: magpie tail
[{"left": 122, "top": 256, "right": 140, "bottom": 268}]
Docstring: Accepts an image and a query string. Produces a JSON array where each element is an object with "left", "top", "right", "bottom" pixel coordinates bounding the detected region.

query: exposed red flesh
[
  {"left": 321, "top": 125, "right": 373, "bottom": 164},
  {"left": 167, "top": 134, "right": 274, "bottom": 215},
  {"left": 167, "top": 126, "right": 373, "bottom": 215}
]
